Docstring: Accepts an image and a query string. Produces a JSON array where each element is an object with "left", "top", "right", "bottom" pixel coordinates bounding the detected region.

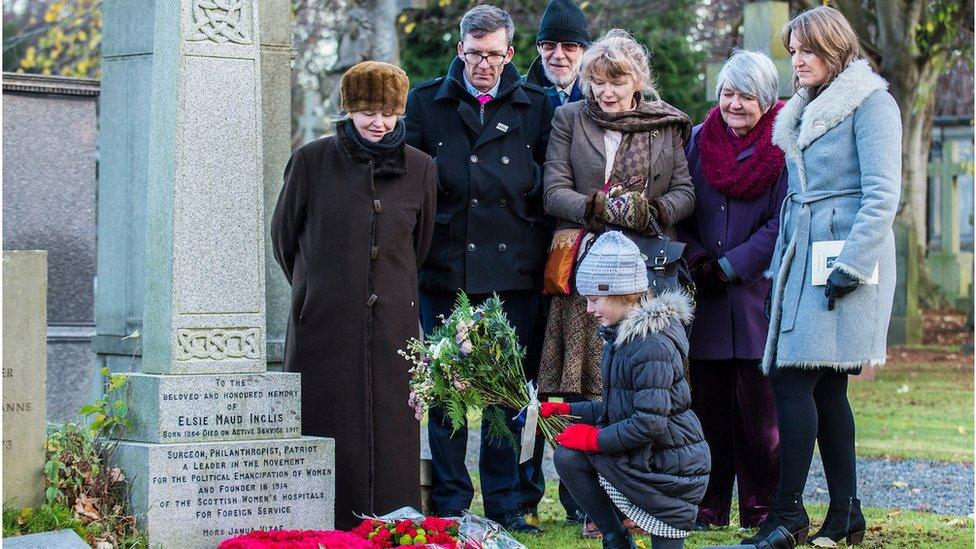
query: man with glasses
[
  {"left": 525, "top": 0, "right": 591, "bottom": 108},
  {"left": 405, "top": 4, "right": 554, "bottom": 534}
]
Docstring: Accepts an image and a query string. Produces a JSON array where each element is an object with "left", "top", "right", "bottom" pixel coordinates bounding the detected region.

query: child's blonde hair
[{"left": 605, "top": 291, "right": 649, "bottom": 309}]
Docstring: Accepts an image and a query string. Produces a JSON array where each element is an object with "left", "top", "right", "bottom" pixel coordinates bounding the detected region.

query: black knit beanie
[{"left": 536, "top": 0, "right": 591, "bottom": 45}]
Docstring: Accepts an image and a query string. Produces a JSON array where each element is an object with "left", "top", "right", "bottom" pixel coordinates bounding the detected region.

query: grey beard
[{"left": 543, "top": 65, "right": 580, "bottom": 89}]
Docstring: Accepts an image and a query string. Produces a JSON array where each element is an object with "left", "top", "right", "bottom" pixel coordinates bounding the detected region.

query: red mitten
[
  {"left": 555, "top": 424, "right": 601, "bottom": 452},
  {"left": 540, "top": 401, "right": 571, "bottom": 418}
]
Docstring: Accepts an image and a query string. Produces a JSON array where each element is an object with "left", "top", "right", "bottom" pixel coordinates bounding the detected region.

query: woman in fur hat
[
  {"left": 675, "top": 50, "right": 787, "bottom": 532},
  {"left": 746, "top": 6, "right": 901, "bottom": 546},
  {"left": 271, "top": 61, "right": 436, "bottom": 528}
]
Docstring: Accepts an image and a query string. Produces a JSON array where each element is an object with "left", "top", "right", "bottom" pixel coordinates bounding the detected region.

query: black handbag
[{"left": 576, "top": 213, "right": 696, "bottom": 296}]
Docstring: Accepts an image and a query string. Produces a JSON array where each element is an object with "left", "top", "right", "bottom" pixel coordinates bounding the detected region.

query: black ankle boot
[
  {"left": 602, "top": 529, "right": 637, "bottom": 549},
  {"left": 811, "top": 496, "right": 866, "bottom": 545},
  {"left": 742, "top": 492, "right": 809, "bottom": 545},
  {"left": 754, "top": 526, "right": 796, "bottom": 549}
]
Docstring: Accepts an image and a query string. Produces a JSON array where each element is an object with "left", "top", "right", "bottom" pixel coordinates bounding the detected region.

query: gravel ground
[{"left": 421, "top": 430, "right": 974, "bottom": 516}]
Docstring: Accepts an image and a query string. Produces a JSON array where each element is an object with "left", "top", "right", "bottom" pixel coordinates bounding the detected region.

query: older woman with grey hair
[{"left": 675, "top": 50, "right": 788, "bottom": 532}]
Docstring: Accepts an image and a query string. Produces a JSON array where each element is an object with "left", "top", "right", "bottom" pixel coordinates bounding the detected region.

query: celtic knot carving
[
  {"left": 175, "top": 328, "right": 261, "bottom": 361},
  {"left": 186, "top": 0, "right": 251, "bottom": 45}
]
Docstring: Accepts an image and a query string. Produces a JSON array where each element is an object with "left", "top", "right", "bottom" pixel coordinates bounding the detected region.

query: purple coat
[{"left": 677, "top": 124, "right": 788, "bottom": 360}]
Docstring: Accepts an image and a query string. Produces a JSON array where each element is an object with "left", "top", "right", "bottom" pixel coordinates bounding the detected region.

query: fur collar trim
[
  {"left": 772, "top": 59, "right": 887, "bottom": 189},
  {"left": 614, "top": 290, "right": 694, "bottom": 347}
]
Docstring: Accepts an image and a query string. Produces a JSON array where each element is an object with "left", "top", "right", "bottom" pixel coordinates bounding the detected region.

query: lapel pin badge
[{"left": 496, "top": 122, "right": 509, "bottom": 132}]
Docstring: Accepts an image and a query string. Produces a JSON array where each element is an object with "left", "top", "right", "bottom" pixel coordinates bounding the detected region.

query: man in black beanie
[{"left": 524, "top": 0, "right": 590, "bottom": 108}]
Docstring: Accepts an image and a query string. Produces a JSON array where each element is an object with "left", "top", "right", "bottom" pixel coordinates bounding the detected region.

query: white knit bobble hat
[{"left": 575, "top": 231, "right": 648, "bottom": 296}]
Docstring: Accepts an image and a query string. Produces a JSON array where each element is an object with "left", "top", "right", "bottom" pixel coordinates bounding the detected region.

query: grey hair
[
  {"left": 713, "top": 50, "right": 779, "bottom": 111},
  {"left": 459, "top": 5, "right": 515, "bottom": 45}
]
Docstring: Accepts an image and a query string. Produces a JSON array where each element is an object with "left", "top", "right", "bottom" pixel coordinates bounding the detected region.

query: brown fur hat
[{"left": 340, "top": 61, "right": 409, "bottom": 115}]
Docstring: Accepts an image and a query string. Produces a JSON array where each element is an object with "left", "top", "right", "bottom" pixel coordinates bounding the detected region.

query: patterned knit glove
[
  {"left": 603, "top": 191, "right": 650, "bottom": 232},
  {"left": 584, "top": 190, "right": 608, "bottom": 233},
  {"left": 648, "top": 197, "right": 670, "bottom": 229}
]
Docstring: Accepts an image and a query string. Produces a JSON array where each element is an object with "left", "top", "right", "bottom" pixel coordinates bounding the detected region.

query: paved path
[{"left": 421, "top": 429, "right": 974, "bottom": 516}]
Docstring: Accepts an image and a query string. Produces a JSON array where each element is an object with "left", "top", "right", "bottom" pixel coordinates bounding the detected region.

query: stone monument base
[{"left": 116, "top": 437, "right": 335, "bottom": 548}]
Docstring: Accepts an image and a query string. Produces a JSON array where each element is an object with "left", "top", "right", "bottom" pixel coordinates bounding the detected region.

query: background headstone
[
  {"left": 2, "top": 529, "right": 89, "bottom": 549},
  {"left": 91, "top": 0, "right": 156, "bottom": 392},
  {"left": 888, "top": 221, "right": 923, "bottom": 345},
  {"left": 261, "top": 0, "right": 294, "bottom": 370},
  {"left": 2, "top": 74, "right": 99, "bottom": 422},
  {"left": 705, "top": 1, "right": 793, "bottom": 101},
  {"left": 2, "top": 250, "right": 48, "bottom": 508}
]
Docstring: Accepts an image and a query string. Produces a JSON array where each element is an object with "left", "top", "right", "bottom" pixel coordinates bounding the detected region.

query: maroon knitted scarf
[{"left": 699, "top": 100, "right": 785, "bottom": 201}]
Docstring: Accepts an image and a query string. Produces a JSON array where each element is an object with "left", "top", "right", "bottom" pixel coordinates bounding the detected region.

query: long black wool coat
[
  {"left": 405, "top": 57, "right": 555, "bottom": 294},
  {"left": 271, "top": 125, "right": 436, "bottom": 529}
]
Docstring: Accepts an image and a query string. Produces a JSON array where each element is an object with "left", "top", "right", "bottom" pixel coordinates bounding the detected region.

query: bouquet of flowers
[
  {"left": 400, "top": 293, "right": 571, "bottom": 448},
  {"left": 351, "top": 516, "right": 460, "bottom": 548}
]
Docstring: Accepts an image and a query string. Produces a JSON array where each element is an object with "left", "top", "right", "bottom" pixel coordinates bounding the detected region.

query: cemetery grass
[
  {"left": 851, "top": 347, "right": 974, "bottom": 463},
  {"left": 465, "top": 478, "right": 974, "bottom": 548},
  {"left": 459, "top": 349, "right": 974, "bottom": 547}
]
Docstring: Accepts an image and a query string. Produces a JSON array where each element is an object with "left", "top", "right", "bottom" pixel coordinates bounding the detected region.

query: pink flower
[{"left": 459, "top": 339, "right": 473, "bottom": 356}]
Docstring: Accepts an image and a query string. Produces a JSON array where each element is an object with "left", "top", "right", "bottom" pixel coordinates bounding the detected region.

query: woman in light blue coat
[{"left": 746, "top": 7, "right": 900, "bottom": 547}]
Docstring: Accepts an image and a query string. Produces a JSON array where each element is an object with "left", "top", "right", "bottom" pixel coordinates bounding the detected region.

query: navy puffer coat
[{"left": 569, "top": 291, "right": 711, "bottom": 531}]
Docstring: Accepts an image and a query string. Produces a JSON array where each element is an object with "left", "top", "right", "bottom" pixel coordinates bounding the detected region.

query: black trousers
[
  {"left": 554, "top": 446, "right": 685, "bottom": 549},
  {"left": 420, "top": 289, "right": 543, "bottom": 519},
  {"left": 769, "top": 365, "right": 857, "bottom": 503}
]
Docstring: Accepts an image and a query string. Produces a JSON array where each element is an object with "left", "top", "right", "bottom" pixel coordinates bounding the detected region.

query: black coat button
[
  {"left": 499, "top": 198, "right": 507, "bottom": 207},
  {"left": 470, "top": 198, "right": 479, "bottom": 207},
  {"left": 467, "top": 243, "right": 476, "bottom": 252},
  {"left": 497, "top": 243, "right": 507, "bottom": 252}
]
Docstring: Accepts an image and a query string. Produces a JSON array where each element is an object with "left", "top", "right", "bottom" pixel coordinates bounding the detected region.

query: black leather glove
[
  {"left": 825, "top": 269, "right": 859, "bottom": 311},
  {"left": 690, "top": 255, "right": 729, "bottom": 296}
]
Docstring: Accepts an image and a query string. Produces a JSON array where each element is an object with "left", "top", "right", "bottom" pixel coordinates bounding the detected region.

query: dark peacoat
[
  {"left": 569, "top": 292, "right": 710, "bottom": 531},
  {"left": 405, "top": 57, "right": 555, "bottom": 294},
  {"left": 677, "top": 124, "right": 788, "bottom": 360},
  {"left": 271, "top": 125, "right": 436, "bottom": 529}
]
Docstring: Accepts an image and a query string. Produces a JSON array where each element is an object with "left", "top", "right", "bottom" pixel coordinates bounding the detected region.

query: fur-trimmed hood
[
  {"left": 772, "top": 59, "right": 888, "bottom": 190},
  {"left": 613, "top": 290, "right": 694, "bottom": 347}
]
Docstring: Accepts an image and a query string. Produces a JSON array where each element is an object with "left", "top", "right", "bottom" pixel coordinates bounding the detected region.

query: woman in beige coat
[
  {"left": 538, "top": 29, "right": 695, "bottom": 537},
  {"left": 539, "top": 28, "right": 695, "bottom": 402}
]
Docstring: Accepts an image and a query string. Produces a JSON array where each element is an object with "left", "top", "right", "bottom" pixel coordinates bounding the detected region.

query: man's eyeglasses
[
  {"left": 461, "top": 51, "right": 507, "bottom": 67},
  {"left": 538, "top": 41, "right": 582, "bottom": 53}
]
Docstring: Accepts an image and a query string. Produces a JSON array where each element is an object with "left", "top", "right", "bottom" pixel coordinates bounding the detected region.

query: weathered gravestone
[
  {"left": 2, "top": 74, "right": 100, "bottom": 422},
  {"left": 705, "top": 1, "right": 793, "bottom": 101},
  {"left": 2, "top": 528, "right": 89, "bottom": 549},
  {"left": 2, "top": 251, "right": 48, "bottom": 509},
  {"left": 105, "top": 2, "right": 335, "bottom": 547}
]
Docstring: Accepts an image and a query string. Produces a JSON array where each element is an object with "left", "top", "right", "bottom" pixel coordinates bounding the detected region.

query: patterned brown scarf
[{"left": 584, "top": 95, "right": 692, "bottom": 185}]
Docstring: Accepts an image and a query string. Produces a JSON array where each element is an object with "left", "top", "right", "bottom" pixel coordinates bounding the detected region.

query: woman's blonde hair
[
  {"left": 781, "top": 6, "right": 861, "bottom": 91},
  {"left": 580, "top": 29, "right": 660, "bottom": 101}
]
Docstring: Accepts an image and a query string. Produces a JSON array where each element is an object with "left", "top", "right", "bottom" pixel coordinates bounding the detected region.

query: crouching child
[{"left": 541, "top": 231, "right": 708, "bottom": 549}]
